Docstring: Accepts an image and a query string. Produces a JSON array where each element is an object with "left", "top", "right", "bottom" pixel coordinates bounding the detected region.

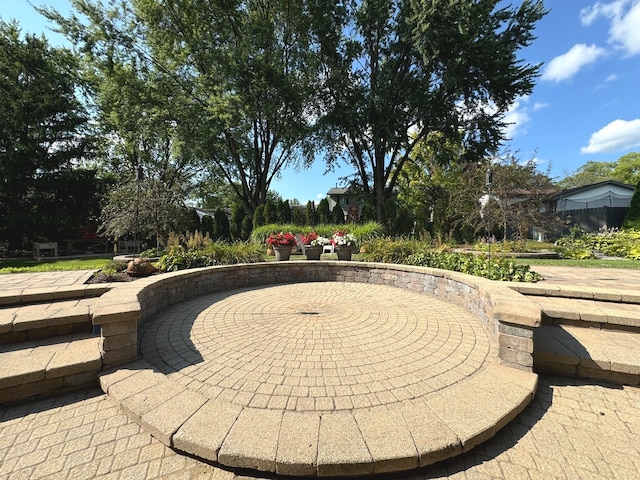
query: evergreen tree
[
  {"left": 253, "top": 205, "right": 266, "bottom": 229},
  {"left": 213, "top": 209, "right": 231, "bottom": 241},
  {"left": 292, "top": 207, "right": 304, "bottom": 226},
  {"left": 186, "top": 208, "right": 202, "bottom": 234},
  {"left": 332, "top": 204, "right": 345, "bottom": 224},
  {"left": 278, "top": 200, "right": 292, "bottom": 224},
  {"left": 623, "top": 182, "right": 640, "bottom": 230},
  {"left": 230, "top": 203, "right": 246, "bottom": 240},
  {"left": 201, "top": 215, "right": 214, "bottom": 238},
  {"left": 318, "top": 198, "right": 331, "bottom": 224},
  {"left": 305, "top": 201, "right": 317, "bottom": 226},
  {"left": 264, "top": 201, "right": 276, "bottom": 225},
  {"left": 241, "top": 216, "right": 253, "bottom": 240}
]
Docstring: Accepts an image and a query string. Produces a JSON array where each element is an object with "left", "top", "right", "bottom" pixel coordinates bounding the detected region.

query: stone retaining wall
[{"left": 92, "top": 261, "right": 540, "bottom": 371}]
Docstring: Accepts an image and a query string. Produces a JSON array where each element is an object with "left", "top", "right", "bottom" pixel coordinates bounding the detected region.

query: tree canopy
[
  {"left": 34, "top": 0, "right": 549, "bottom": 243},
  {"left": 43, "top": 0, "right": 323, "bottom": 218},
  {"left": 0, "top": 21, "right": 98, "bottom": 249},
  {"left": 315, "top": 0, "right": 547, "bottom": 222},
  {"left": 558, "top": 152, "right": 640, "bottom": 188}
]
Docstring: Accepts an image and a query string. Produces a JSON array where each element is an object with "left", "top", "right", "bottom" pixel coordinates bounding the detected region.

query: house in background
[
  {"left": 327, "top": 187, "right": 361, "bottom": 221},
  {"left": 326, "top": 187, "right": 351, "bottom": 212},
  {"left": 552, "top": 180, "right": 635, "bottom": 233}
]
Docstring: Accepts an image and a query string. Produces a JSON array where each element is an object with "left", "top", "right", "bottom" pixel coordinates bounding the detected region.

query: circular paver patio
[
  {"left": 139, "top": 282, "right": 493, "bottom": 412},
  {"left": 109, "top": 281, "right": 538, "bottom": 476}
]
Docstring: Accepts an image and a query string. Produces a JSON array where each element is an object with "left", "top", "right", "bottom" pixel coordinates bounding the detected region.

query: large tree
[
  {"left": 44, "top": 0, "right": 322, "bottom": 217},
  {"left": 558, "top": 152, "right": 640, "bottom": 188},
  {"left": 315, "top": 0, "right": 546, "bottom": 223},
  {"left": 0, "top": 21, "right": 97, "bottom": 249}
]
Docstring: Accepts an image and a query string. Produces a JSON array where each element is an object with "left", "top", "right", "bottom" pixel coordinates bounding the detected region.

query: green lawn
[
  {"left": 514, "top": 257, "right": 640, "bottom": 269},
  {"left": 1, "top": 253, "right": 639, "bottom": 274},
  {"left": 0, "top": 255, "right": 113, "bottom": 274}
]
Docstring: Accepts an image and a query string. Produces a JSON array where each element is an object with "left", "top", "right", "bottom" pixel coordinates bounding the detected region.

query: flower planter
[
  {"left": 304, "top": 245, "right": 323, "bottom": 260},
  {"left": 336, "top": 245, "right": 353, "bottom": 261},
  {"left": 273, "top": 245, "right": 293, "bottom": 261}
]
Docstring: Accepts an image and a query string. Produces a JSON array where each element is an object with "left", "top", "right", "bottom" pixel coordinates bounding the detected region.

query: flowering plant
[
  {"left": 332, "top": 230, "right": 357, "bottom": 247},
  {"left": 311, "top": 236, "right": 331, "bottom": 246},
  {"left": 266, "top": 231, "right": 296, "bottom": 247},
  {"left": 301, "top": 231, "right": 318, "bottom": 245}
]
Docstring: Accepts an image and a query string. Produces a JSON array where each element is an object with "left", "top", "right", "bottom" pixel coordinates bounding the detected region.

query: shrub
[
  {"left": 101, "top": 260, "right": 128, "bottom": 274},
  {"left": 359, "top": 237, "right": 427, "bottom": 263},
  {"left": 407, "top": 251, "right": 542, "bottom": 282},
  {"left": 472, "top": 240, "right": 556, "bottom": 253},
  {"left": 156, "top": 242, "right": 265, "bottom": 272},
  {"left": 140, "top": 247, "right": 165, "bottom": 258},
  {"left": 554, "top": 227, "right": 640, "bottom": 260},
  {"left": 360, "top": 237, "right": 541, "bottom": 282}
]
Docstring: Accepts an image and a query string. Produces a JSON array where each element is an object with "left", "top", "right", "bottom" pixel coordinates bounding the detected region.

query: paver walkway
[
  {"left": 1, "top": 266, "right": 639, "bottom": 479},
  {"left": 2, "top": 376, "right": 639, "bottom": 479}
]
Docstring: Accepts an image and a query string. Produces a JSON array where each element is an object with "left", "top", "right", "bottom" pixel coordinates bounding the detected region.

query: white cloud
[
  {"left": 581, "top": 118, "right": 640, "bottom": 153},
  {"left": 580, "top": 0, "right": 640, "bottom": 56},
  {"left": 595, "top": 73, "right": 620, "bottom": 89},
  {"left": 502, "top": 96, "right": 532, "bottom": 139},
  {"left": 580, "top": 1, "right": 625, "bottom": 25},
  {"left": 542, "top": 44, "right": 607, "bottom": 82},
  {"left": 533, "top": 102, "right": 549, "bottom": 111}
]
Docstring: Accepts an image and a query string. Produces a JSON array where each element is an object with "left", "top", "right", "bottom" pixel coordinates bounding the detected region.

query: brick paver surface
[
  {"left": 1, "top": 376, "right": 638, "bottom": 480},
  {"left": 2, "top": 268, "right": 640, "bottom": 479},
  {"left": 139, "top": 282, "right": 492, "bottom": 412},
  {"left": 0, "top": 271, "right": 94, "bottom": 291},
  {"left": 532, "top": 265, "right": 640, "bottom": 289}
]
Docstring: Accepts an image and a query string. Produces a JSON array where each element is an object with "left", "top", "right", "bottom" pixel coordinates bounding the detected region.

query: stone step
[
  {"left": 98, "top": 359, "right": 538, "bottom": 477},
  {"left": 0, "top": 333, "right": 102, "bottom": 405},
  {"left": 0, "top": 297, "right": 98, "bottom": 345},
  {"left": 534, "top": 324, "right": 640, "bottom": 386},
  {"left": 511, "top": 282, "right": 640, "bottom": 304},
  {"left": 527, "top": 295, "right": 640, "bottom": 331},
  {"left": 0, "top": 283, "right": 109, "bottom": 307}
]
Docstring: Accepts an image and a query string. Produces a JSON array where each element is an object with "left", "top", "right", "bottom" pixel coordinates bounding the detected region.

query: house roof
[
  {"left": 552, "top": 180, "right": 634, "bottom": 199},
  {"left": 327, "top": 187, "right": 349, "bottom": 195},
  {"left": 552, "top": 180, "right": 635, "bottom": 210}
]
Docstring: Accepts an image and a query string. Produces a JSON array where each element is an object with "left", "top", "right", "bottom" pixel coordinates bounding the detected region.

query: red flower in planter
[
  {"left": 301, "top": 231, "right": 318, "bottom": 245},
  {"left": 266, "top": 231, "right": 296, "bottom": 247}
]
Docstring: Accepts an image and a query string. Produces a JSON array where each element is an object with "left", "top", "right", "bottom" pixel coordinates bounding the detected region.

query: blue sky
[{"left": 3, "top": 1, "right": 640, "bottom": 205}]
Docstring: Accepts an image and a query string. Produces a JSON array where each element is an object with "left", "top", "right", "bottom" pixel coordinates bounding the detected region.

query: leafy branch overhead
[{"left": 41, "top": 0, "right": 546, "bottom": 226}]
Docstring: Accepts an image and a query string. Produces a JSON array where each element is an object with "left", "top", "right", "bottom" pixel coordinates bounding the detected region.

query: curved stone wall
[{"left": 92, "top": 261, "right": 540, "bottom": 371}]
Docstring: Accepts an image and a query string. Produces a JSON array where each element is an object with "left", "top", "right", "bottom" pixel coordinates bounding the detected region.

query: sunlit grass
[
  {"left": 1, "top": 252, "right": 638, "bottom": 274},
  {"left": 514, "top": 258, "right": 640, "bottom": 269},
  {"left": 0, "top": 256, "right": 113, "bottom": 274}
]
